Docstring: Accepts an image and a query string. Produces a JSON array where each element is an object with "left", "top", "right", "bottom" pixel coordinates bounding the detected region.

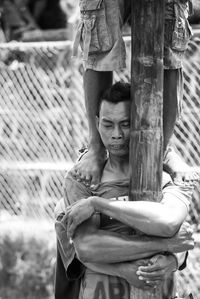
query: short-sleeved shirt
[{"left": 55, "top": 170, "right": 191, "bottom": 299}]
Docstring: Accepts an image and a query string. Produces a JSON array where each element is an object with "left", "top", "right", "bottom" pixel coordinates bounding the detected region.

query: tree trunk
[{"left": 129, "top": 0, "right": 164, "bottom": 298}]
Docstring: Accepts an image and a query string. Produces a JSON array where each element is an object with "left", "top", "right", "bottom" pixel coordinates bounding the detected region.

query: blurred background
[{"left": 0, "top": 0, "right": 200, "bottom": 298}]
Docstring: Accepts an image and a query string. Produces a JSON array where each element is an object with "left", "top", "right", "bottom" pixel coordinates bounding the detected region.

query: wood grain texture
[
  {"left": 130, "top": 0, "right": 164, "bottom": 202},
  {"left": 130, "top": 0, "right": 164, "bottom": 297}
]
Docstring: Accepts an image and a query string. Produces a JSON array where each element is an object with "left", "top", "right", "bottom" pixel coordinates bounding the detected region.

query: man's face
[{"left": 97, "top": 100, "right": 130, "bottom": 157}]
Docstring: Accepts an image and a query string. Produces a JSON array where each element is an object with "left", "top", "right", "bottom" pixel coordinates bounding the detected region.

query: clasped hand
[{"left": 66, "top": 196, "right": 98, "bottom": 238}]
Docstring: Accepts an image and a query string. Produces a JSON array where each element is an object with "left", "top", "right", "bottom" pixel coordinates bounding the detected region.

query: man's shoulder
[
  {"left": 64, "top": 170, "right": 92, "bottom": 201},
  {"left": 64, "top": 170, "right": 90, "bottom": 190},
  {"left": 64, "top": 170, "right": 76, "bottom": 183}
]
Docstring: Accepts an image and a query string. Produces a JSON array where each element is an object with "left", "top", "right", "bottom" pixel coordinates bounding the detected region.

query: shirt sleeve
[
  {"left": 54, "top": 198, "right": 65, "bottom": 219},
  {"left": 63, "top": 172, "right": 92, "bottom": 207},
  {"left": 161, "top": 183, "right": 192, "bottom": 211},
  {"left": 55, "top": 216, "right": 85, "bottom": 280},
  {"left": 55, "top": 172, "right": 92, "bottom": 279}
]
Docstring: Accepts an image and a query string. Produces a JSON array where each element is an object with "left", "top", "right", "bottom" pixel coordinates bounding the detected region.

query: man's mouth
[{"left": 110, "top": 144, "right": 125, "bottom": 150}]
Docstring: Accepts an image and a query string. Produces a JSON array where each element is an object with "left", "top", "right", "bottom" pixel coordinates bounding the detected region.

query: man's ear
[{"left": 95, "top": 116, "right": 99, "bottom": 130}]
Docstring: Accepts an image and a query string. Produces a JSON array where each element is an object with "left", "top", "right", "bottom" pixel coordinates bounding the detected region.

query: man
[{"left": 55, "top": 82, "right": 194, "bottom": 299}]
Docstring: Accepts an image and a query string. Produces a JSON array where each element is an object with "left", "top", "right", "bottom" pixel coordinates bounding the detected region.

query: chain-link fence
[
  {"left": 0, "top": 34, "right": 200, "bottom": 299},
  {"left": 173, "top": 36, "right": 200, "bottom": 229},
  {"left": 0, "top": 37, "right": 200, "bottom": 223},
  {"left": 0, "top": 41, "right": 87, "bottom": 219}
]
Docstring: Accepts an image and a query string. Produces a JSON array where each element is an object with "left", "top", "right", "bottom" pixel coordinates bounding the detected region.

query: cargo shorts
[{"left": 73, "top": 0, "right": 193, "bottom": 71}]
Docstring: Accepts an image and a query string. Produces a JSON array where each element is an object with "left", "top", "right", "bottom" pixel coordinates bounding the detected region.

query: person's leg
[
  {"left": 71, "top": 70, "right": 113, "bottom": 188},
  {"left": 163, "top": 69, "right": 181, "bottom": 152},
  {"left": 163, "top": 146, "right": 200, "bottom": 184},
  {"left": 70, "top": 0, "right": 126, "bottom": 188},
  {"left": 163, "top": 69, "right": 200, "bottom": 184},
  {"left": 84, "top": 69, "right": 113, "bottom": 150}
]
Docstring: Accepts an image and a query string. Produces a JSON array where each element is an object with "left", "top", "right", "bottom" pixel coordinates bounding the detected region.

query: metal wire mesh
[
  {"left": 0, "top": 41, "right": 87, "bottom": 219},
  {"left": 0, "top": 34, "right": 200, "bottom": 299},
  {"left": 0, "top": 37, "right": 200, "bottom": 223},
  {"left": 173, "top": 36, "right": 200, "bottom": 230}
]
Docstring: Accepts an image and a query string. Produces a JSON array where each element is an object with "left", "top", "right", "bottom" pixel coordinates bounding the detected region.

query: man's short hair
[{"left": 97, "top": 81, "right": 131, "bottom": 116}]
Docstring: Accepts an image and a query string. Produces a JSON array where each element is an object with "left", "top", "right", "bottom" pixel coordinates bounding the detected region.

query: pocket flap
[{"left": 80, "top": 0, "right": 103, "bottom": 11}]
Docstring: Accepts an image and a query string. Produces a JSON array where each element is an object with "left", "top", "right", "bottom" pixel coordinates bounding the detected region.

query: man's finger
[
  {"left": 137, "top": 264, "right": 161, "bottom": 273},
  {"left": 138, "top": 271, "right": 164, "bottom": 280}
]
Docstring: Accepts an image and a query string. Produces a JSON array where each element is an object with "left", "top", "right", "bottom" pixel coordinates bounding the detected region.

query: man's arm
[
  {"left": 84, "top": 260, "right": 152, "bottom": 290},
  {"left": 84, "top": 251, "right": 180, "bottom": 289},
  {"left": 55, "top": 203, "right": 193, "bottom": 290},
  {"left": 72, "top": 216, "right": 194, "bottom": 264},
  {"left": 66, "top": 184, "right": 192, "bottom": 239},
  {"left": 91, "top": 185, "right": 190, "bottom": 237},
  {"left": 72, "top": 220, "right": 190, "bottom": 289}
]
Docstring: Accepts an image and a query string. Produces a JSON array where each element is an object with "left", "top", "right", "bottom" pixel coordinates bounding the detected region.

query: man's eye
[
  {"left": 103, "top": 124, "right": 112, "bottom": 128},
  {"left": 122, "top": 122, "right": 130, "bottom": 127}
]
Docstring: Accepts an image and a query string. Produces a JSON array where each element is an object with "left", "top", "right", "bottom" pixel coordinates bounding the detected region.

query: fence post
[{"left": 129, "top": 0, "right": 164, "bottom": 298}]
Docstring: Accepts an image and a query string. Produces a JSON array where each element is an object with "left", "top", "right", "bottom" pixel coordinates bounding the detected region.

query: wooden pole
[{"left": 129, "top": 0, "right": 164, "bottom": 298}]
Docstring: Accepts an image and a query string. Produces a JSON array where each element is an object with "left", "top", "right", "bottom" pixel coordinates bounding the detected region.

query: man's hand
[
  {"left": 136, "top": 254, "right": 177, "bottom": 287},
  {"left": 66, "top": 196, "right": 96, "bottom": 238},
  {"left": 121, "top": 259, "right": 155, "bottom": 290},
  {"left": 167, "top": 222, "right": 194, "bottom": 252},
  {"left": 85, "top": 259, "right": 154, "bottom": 291}
]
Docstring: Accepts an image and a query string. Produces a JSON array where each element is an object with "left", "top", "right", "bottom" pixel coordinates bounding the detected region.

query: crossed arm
[
  {"left": 58, "top": 180, "right": 193, "bottom": 288},
  {"left": 71, "top": 214, "right": 191, "bottom": 288},
  {"left": 66, "top": 184, "right": 192, "bottom": 239},
  {"left": 73, "top": 215, "right": 193, "bottom": 264},
  {"left": 83, "top": 254, "right": 184, "bottom": 289}
]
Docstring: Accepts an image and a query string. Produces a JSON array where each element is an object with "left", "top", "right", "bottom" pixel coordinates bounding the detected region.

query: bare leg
[
  {"left": 163, "top": 69, "right": 200, "bottom": 184},
  {"left": 71, "top": 69, "right": 113, "bottom": 188},
  {"left": 163, "top": 69, "right": 180, "bottom": 152},
  {"left": 84, "top": 69, "right": 113, "bottom": 151}
]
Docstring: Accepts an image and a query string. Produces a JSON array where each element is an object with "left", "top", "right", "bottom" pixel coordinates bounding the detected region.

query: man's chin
[{"left": 109, "top": 147, "right": 129, "bottom": 157}]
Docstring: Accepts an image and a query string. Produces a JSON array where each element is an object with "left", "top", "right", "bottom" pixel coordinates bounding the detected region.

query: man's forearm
[
  {"left": 74, "top": 231, "right": 161, "bottom": 263},
  {"left": 91, "top": 192, "right": 188, "bottom": 237},
  {"left": 73, "top": 228, "right": 193, "bottom": 264}
]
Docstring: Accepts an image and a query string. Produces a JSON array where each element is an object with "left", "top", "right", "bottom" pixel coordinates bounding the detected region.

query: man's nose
[{"left": 112, "top": 126, "right": 122, "bottom": 139}]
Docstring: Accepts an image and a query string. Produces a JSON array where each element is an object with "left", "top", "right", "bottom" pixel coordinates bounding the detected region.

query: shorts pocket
[
  {"left": 171, "top": 1, "right": 192, "bottom": 52},
  {"left": 76, "top": 0, "right": 112, "bottom": 59}
]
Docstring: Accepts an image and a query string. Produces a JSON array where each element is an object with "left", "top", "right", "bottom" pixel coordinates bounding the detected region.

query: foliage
[{"left": 0, "top": 218, "right": 56, "bottom": 299}]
